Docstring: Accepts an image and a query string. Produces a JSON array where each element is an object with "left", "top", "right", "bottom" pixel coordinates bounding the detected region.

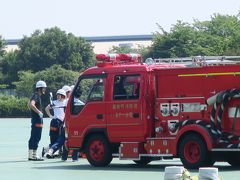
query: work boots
[
  {"left": 28, "top": 149, "right": 44, "bottom": 161},
  {"left": 42, "top": 147, "right": 49, "bottom": 157},
  {"left": 46, "top": 148, "right": 54, "bottom": 159}
]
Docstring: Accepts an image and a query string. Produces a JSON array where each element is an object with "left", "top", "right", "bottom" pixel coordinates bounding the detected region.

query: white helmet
[
  {"left": 56, "top": 89, "right": 66, "bottom": 97},
  {"left": 70, "top": 85, "right": 75, "bottom": 90},
  {"left": 62, "top": 85, "right": 72, "bottom": 92},
  {"left": 36, "top": 80, "right": 47, "bottom": 88}
]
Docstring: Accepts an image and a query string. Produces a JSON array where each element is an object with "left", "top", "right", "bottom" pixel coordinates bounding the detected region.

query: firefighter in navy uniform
[{"left": 28, "top": 80, "right": 47, "bottom": 161}]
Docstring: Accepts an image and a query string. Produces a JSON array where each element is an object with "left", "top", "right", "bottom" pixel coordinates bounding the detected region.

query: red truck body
[{"left": 65, "top": 54, "right": 240, "bottom": 168}]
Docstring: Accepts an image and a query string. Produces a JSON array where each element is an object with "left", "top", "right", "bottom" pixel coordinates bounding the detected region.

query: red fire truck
[{"left": 65, "top": 54, "right": 240, "bottom": 168}]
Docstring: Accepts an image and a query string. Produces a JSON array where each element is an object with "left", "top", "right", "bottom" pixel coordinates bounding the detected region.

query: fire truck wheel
[
  {"left": 133, "top": 157, "right": 152, "bottom": 166},
  {"left": 179, "top": 134, "right": 208, "bottom": 169},
  {"left": 85, "top": 135, "right": 113, "bottom": 167}
]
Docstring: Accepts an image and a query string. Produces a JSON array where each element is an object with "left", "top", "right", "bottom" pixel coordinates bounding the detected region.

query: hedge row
[{"left": 0, "top": 95, "right": 30, "bottom": 118}]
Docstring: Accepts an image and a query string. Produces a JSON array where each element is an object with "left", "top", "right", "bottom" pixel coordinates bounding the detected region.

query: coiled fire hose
[
  {"left": 209, "top": 89, "right": 240, "bottom": 148},
  {"left": 173, "top": 88, "right": 240, "bottom": 148}
]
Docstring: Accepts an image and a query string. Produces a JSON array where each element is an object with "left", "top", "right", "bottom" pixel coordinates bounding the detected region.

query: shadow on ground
[
  {"left": 0, "top": 160, "right": 28, "bottom": 164},
  {"left": 32, "top": 162, "right": 239, "bottom": 172}
]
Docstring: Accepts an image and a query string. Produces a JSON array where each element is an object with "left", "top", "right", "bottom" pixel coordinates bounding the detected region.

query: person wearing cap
[
  {"left": 45, "top": 87, "right": 79, "bottom": 161},
  {"left": 70, "top": 85, "right": 75, "bottom": 91},
  {"left": 45, "top": 89, "right": 67, "bottom": 146},
  {"left": 27, "top": 80, "right": 47, "bottom": 161},
  {"left": 62, "top": 85, "right": 72, "bottom": 100}
]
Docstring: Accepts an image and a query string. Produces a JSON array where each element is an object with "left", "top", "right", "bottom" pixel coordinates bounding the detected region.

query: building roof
[{"left": 5, "top": 34, "right": 153, "bottom": 45}]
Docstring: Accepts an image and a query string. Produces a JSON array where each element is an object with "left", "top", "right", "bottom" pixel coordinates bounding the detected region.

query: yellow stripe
[{"left": 178, "top": 72, "right": 240, "bottom": 77}]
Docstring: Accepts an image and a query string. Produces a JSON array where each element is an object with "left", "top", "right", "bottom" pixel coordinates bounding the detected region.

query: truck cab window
[
  {"left": 88, "top": 81, "right": 104, "bottom": 101},
  {"left": 71, "top": 77, "right": 105, "bottom": 114},
  {"left": 113, "top": 75, "right": 140, "bottom": 100}
]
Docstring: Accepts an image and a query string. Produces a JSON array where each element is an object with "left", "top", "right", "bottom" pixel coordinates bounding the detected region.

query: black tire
[
  {"left": 228, "top": 159, "right": 240, "bottom": 167},
  {"left": 85, "top": 135, "right": 113, "bottom": 167},
  {"left": 179, "top": 134, "right": 209, "bottom": 169},
  {"left": 205, "top": 156, "right": 216, "bottom": 166},
  {"left": 227, "top": 153, "right": 240, "bottom": 167},
  {"left": 133, "top": 157, "right": 152, "bottom": 166}
]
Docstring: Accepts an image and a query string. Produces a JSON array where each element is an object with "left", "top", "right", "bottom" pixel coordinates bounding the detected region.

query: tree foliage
[
  {"left": 0, "top": 35, "right": 5, "bottom": 57},
  {"left": 17, "top": 27, "right": 95, "bottom": 72},
  {"left": 108, "top": 46, "right": 139, "bottom": 54},
  {"left": 35, "top": 64, "right": 79, "bottom": 94},
  {"left": 108, "top": 45, "right": 150, "bottom": 60},
  {"left": 0, "top": 95, "right": 29, "bottom": 117},
  {"left": 149, "top": 13, "right": 240, "bottom": 58},
  {"left": 195, "top": 14, "right": 240, "bottom": 55},
  {"left": 149, "top": 21, "right": 198, "bottom": 58},
  {"left": 12, "top": 70, "right": 35, "bottom": 97},
  {"left": 0, "top": 51, "right": 19, "bottom": 87},
  {"left": 13, "top": 65, "right": 79, "bottom": 98},
  {"left": 0, "top": 36, "right": 6, "bottom": 84}
]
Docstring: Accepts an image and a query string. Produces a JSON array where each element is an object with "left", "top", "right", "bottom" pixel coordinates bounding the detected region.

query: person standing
[
  {"left": 45, "top": 89, "right": 67, "bottom": 146},
  {"left": 28, "top": 80, "right": 47, "bottom": 161},
  {"left": 46, "top": 85, "right": 79, "bottom": 161}
]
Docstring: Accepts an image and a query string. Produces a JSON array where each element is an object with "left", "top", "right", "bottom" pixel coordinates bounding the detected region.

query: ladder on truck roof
[{"left": 147, "top": 56, "right": 240, "bottom": 67}]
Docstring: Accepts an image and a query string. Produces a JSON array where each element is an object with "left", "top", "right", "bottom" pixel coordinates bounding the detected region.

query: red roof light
[
  {"left": 96, "top": 54, "right": 110, "bottom": 61},
  {"left": 95, "top": 53, "right": 141, "bottom": 67}
]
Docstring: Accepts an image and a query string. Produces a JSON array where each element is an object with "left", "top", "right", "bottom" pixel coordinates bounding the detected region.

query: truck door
[
  {"left": 106, "top": 74, "right": 145, "bottom": 141},
  {"left": 67, "top": 74, "right": 107, "bottom": 146}
]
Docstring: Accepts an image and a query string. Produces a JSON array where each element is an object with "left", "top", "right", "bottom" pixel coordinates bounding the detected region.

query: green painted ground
[{"left": 0, "top": 118, "right": 239, "bottom": 180}]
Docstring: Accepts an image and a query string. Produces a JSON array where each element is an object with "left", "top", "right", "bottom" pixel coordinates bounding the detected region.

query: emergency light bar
[
  {"left": 118, "top": 54, "right": 141, "bottom": 62},
  {"left": 96, "top": 53, "right": 141, "bottom": 67},
  {"left": 96, "top": 54, "right": 119, "bottom": 62}
]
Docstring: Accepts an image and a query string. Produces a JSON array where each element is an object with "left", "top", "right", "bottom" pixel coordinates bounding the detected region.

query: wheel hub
[{"left": 184, "top": 141, "right": 200, "bottom": 163}]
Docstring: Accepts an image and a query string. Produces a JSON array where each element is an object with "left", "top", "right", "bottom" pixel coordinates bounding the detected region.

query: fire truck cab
[{"left": 65, "top": 54, "right": 240, "bottom": 168}]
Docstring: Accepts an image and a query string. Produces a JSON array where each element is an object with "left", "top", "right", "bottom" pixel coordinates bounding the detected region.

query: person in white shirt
[
  {"left": 45, "top": 89, "right": 67, "bottom": 146},
  {"left": 46, "top": 86, "right": 80, "bottom": 161}
]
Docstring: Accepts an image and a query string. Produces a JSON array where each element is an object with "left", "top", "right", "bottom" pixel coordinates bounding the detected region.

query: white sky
[{"left": 1, "top": 0, "right": 240, "bottom": 39}]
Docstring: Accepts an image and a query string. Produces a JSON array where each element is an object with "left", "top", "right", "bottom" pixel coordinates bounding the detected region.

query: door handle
[
  {"left": 133, "top": 113, "right": 139, "bottom": 118},
  {"left": 96, "top": 114, "right": 103, "bottom": 119}
]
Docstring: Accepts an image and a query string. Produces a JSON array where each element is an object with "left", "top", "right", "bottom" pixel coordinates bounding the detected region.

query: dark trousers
[
  {"left": 51, "top": 128, "right": 65, "bottom": 152},
  {"left": 49, "top": 118, "right": 63, "bottom": 146},
  {"left": 51, "top": 127, "right": 78, "bottom": 160},
  {"left": 28, "top": 117, "right": 43, "bottom": 150},
  {"left": 62, "top": 147, "right": 79, "bottom": 161}
]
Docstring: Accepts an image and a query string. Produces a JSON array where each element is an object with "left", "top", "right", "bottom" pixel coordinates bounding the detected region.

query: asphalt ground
[{"left": 0, "top": 118, "right": 239, "bottom": 180}]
